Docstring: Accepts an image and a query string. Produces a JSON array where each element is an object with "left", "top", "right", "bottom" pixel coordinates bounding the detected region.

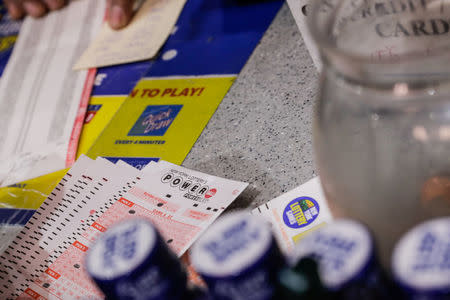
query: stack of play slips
[
  {"left": 0, "top": 155, "right": 248, "bottom": 299},
  {"left": 252, "top": 177, "right": 333, "bottom": 254}
]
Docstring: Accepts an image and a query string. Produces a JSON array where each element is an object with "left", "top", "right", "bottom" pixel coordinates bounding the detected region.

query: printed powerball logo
[
  {"left": 283, "top": 197, "right": 320, "bottom": 229},
  {"left": 128, "top": 105, "right": 182, "bottom": 136}
]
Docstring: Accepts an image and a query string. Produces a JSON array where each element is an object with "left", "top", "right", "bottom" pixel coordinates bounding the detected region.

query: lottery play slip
[
  {"left": 0, "top": 155, "right": 248, "bottom": 299},
  {"left": 252, "top": 177, "right": 333, "bottom": 254}
]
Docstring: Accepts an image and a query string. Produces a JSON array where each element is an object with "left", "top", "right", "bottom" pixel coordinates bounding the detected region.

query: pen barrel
[
  {"left": 86, "top": 218, "right": 187, "bottom": 300},
  {"left": 190, "top": 212, "right": 286, "bottom": 300}
]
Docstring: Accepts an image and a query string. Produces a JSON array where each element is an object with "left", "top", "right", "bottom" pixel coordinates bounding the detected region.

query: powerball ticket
[
  {"left": 252, "top": 177, "right": 333, "bottom": 254},
  {"left": 19, "top": 161, "right": 248, "bottom": 299},
  {"left": 0, "top": 156, "right": 142, "bottom": 299}
]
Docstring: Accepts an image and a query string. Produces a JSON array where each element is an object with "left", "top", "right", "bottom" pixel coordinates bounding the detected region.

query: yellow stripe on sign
[
  {"left": 0, "top": 35, "right": 17, "bottom": 52},
  {"left": 292, "top": 222, "right": 328, "bottom": 244},
  {"left": 87, "top": 76, "right": 236, "bottom": 165},
  {"left": 0, "top": 168, "right": 67, "bottom": 209},
  {"left": 77, "top": 95, "right": 127, "bottom": 158}
]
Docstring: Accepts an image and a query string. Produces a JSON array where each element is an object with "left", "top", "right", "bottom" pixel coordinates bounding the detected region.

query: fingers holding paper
[
  {"left": 4, "top": 0, "right": 67, "bottom": 19},
  {"left": 106, "top": 0, "right": 135, "bottom": 30},
  {"left": 4, "top": 0, "right": 136, "bottom": 30}
]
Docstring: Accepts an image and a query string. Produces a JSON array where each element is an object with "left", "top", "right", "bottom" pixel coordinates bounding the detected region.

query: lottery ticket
[
  {"left": 19, "top": 161, "right": 248, "bottom": 299},
  {"left": 0, "top": 225, "right": 22, "bottom": 256},
  {"left": 0, "top": 156, "right": 143, "bottom": 298},
  {"left": 74, "top": 0, "right": 187, "bottom": 69},
  {"left": 252, "top": 177, "right": 333, "bottom": 254},
  {"left": 138, "top": 160, "right": 249, "bottom": 255}
]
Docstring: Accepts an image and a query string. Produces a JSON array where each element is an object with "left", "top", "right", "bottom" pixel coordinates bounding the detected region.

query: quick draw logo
[{"left": 128, "top": 105, "right": 182, "bottom": 136}]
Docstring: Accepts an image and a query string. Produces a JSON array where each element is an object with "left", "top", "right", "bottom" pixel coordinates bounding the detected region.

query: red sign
[
  {"left": 45, "top": 268, "right": 61, "bottom": 280},
  {"left": 24, "top": 288, "right": 46, "bottom": 299},
  {"left": 92, "top": 222, "right": 106, "bottom": 232},
  {"left": 119, "top": 197, "right": 134, "bottom": 207},
  {"left": 73, "top": 241, "right": 88, "bottom": 252}
]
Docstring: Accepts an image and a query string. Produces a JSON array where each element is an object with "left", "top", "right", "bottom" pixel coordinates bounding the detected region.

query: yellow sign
[
  {"left": 0, "top": 36, "right": 17, "bottom": 52},
  {"left": 0, "top": 169, "right": 67, "bottom": 209},
  {"left": 0, "top": 75, "right": 235, "bottom": 210},
  {"left": 87, "top": 76, "right": 236, "bottom": 164},
  {"left": 77, "top": 95, "right": 126, "bottom": 157}
]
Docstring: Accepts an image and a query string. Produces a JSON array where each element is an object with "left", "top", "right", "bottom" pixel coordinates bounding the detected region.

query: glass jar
[{"left": 309, "top": 0, "right": 450, "bottom": 268}]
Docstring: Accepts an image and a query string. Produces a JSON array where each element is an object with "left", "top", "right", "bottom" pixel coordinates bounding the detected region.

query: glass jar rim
[{"left": 307, "top": 0, "right": 450, "bottom": 84}]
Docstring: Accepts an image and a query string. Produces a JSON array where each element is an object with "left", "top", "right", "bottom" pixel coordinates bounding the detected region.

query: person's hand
[
  {"left": 4, "top": 0, "right": 135, "bottom": 30},
  {"left": 106, "top": 0, "right": 135, "bottom": 30},
  {"left": 4, "top": 0, "right": 67, "bottom": 19}
]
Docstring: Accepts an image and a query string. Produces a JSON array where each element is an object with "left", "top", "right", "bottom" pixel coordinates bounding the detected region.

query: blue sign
[
  {"left": 92, "top": 60, "right": 151, "bottom": 96},
  {"left": 102, "top": 157, "right": 159, "bottom": 170},
  {"left": 144, "top": 0, "right": 284, "bottom": 77},
  {"left": 128, "top": 105, "right": 182, "bottom": 136}
]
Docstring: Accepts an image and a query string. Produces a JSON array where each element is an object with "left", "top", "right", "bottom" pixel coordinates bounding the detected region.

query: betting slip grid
[
  {"left": 0, "top": 156, "right": 143, "bottom": 299},
  {"left": 21, "top": 161, "right": 248, "bottom": 299},
  {"left": 0, "top": 157, "right": 247, "bottom": 299},
  {"left": 252, "top": 177, "right": 333, "bottom": 254}
]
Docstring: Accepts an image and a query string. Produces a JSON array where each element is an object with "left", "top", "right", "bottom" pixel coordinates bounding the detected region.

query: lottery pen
[
  {"left": 86, "top": 218, "right": 190, "bottom": 300},
  {"left": 190, "top": 211, "right": 286, "bottom": 300},
  {"left": 392, "top": 217, "right": 450, "bottom": 300},
  {"left": 291, "top": 219, "right": 394, "bottom": 299}
]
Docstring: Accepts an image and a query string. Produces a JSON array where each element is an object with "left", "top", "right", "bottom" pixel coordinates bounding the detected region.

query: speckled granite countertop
[{"left": 183, "top": 4, "right": 319, "bottom": 210}]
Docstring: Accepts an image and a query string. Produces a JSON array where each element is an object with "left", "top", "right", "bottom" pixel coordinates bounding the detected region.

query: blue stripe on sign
[
  {"left": 90, "top": 0, "right": 283, "bottom": 94},
  {"left": 87, "top": 104, "right": 102, "bottom": 112},
  {"left": 102, "top": 157, "right": 160, "bottom": 170},
  {"left": 0, "top": 208, "right": 35, "bottom": 225},
  {"left": 91, "top": 60, "right": 152, "bottom": 96},
  {"left": 0, "top": 4, "right": 22, "bottom": 76},
  {"left": 144, "top": 0, "right": 284, "bottom": 77}
]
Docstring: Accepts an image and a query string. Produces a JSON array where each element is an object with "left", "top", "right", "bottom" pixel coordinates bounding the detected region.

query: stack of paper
[
  {"left": 0, "top": 155, "right": 248, "bottom": 299},
  {"left": 0, "top": 0, "right": 105, "bottom": 187},
  {"left": 74, "top": 0, "right": 187, "bottom": 70}
]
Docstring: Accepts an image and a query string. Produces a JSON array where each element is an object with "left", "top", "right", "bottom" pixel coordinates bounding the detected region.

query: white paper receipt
[
  {"left": 74, "top": 0, "right": 187, "bottom": 70},
  {"left": 0, "top": 0, "right": 105, "bottom": 187},
  {"left": 252, "top": 177, "right": 333, "bottom": 254}
]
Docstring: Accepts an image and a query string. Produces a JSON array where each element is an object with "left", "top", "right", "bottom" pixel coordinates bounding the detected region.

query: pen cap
[
  {"left": 190, "top": 211, "right": 285, "bottom": 300},
  {"left": 293, "top": 219, "right": 390, "bottom": 299},
  {"left": 392, "top": 217, "right": 450, "bottom": 300},
  {"left": 86, "top": 218, "right": 187, "bottom": 300}
]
